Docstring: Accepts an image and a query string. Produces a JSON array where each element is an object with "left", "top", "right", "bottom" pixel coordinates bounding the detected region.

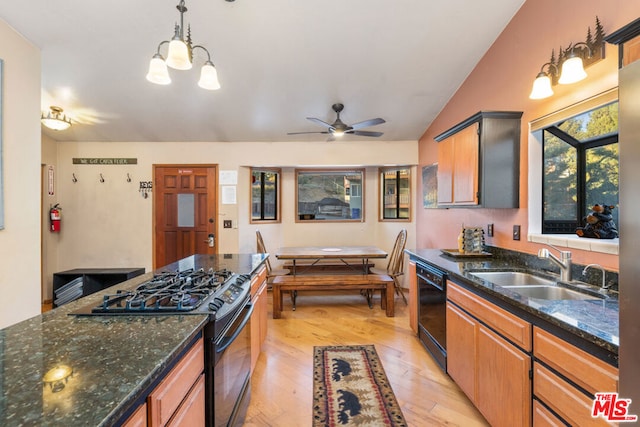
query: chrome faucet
[
  {"left": 537, "top": 244, "right": 572, "bottom": 282},
  {"left": 582, "top": 264, "right": 608, "bottom": 290}
]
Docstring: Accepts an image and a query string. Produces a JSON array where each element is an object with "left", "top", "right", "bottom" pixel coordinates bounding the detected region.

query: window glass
[
  {"left": 177, "top": 193, "right": 195, "bottom": 227},
  {"left": 251, "top": 169, "right": 280, "bottom": 222},
  {"left": 380, "top": 168, "right": 411, "bottom": 220},
  {"left": 542, "top": 101, "right": 618, "bottom": 234},
  {"left": 296, "top": 169, "right": 364, "bottom": 221}
]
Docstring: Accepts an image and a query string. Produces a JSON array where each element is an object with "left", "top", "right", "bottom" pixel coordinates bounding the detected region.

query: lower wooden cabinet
[
  {"left": 446, "top": 281, "right": 531, "bottom": 427},
  {"left": 533, "top": 327, "right": 619, "bottom": 427},
  {"left": 148, "top": 338, "right": 205, "bottom": 427},
  {"left": 122, "top": 403, "right": 147, "bottom": 427},
  {"left": 251, "top": 266, "right": 268, "bottom": 373}
]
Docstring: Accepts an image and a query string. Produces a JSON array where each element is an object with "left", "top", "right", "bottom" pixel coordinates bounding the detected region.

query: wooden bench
[{"left": 271, "top": 274, "right": 395, "bottom": 319}]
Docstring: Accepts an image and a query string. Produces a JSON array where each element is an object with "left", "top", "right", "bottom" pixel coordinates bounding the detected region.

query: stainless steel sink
[
  {"left": 470, "top": 271, "right": 555, "bottom": 286},
  {"left": 502, "top": 285, "right": 603, "bottom": 301}
]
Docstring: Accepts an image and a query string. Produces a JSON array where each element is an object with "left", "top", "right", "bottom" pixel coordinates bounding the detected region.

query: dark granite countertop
[
  {"left": 0, "top": 253, "right": 268, "bottom": 427},
  {"left": 405, "top": 248, "right": 619, "bottom": 357}
]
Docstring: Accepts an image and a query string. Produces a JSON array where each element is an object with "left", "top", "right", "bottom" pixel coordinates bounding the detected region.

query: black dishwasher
[{"left": 416, "top": 262, "right": 447, "bottom": 371}]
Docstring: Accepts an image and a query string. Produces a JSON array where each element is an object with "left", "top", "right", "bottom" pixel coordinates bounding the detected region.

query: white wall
[
  {"left": 47, "top": 139, "right": 417, "bottom": 299},
  {"left": 0, "top": 19, "right": 42, "bottom": 328}
]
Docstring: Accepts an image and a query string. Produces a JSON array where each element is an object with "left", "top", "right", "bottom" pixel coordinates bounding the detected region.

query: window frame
[
  {"left": 295, "top": 168, "right": 365, "bottom": 223},
  {"left": 541, "top": 103, "right": 618, "bottom": 234},
  {"left": 379, "top": 166, "right": 411, "bottom": 222},
  {"left": 249, "top": 167, "right": 281, "bottom": 224}
]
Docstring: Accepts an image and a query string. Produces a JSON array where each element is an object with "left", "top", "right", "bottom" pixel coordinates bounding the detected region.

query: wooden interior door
[{"left": 154, "top": 165, "right": 218, "bottom": 268}]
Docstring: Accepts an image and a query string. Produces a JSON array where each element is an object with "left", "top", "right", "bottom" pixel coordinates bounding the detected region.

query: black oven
[
  {"left": 417, "top": 262, "right": 447, "bottom": 371},
  {"left": 205, "top": 293, "right": 253, "bottom": 427}
]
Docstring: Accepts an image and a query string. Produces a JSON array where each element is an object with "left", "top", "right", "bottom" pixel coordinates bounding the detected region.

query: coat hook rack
[
  {"left": 72, "top": 173, "right": 78, "bottom": 183},
  {"left": 127, "top": 173, "right": 132, "bottom": 183},
  {"left": 99, "top": 173, "right": 105, "bottom": 183}
]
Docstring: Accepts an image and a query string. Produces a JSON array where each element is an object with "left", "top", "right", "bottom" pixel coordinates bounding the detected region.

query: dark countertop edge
[{"left": 405, "top": 249, "right": 618, "bottom": 362}]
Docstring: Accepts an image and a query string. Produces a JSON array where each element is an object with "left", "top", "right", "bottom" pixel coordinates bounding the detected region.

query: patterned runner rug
[{"left": 313, "top": 345, "right": 408, "bottom": 426}]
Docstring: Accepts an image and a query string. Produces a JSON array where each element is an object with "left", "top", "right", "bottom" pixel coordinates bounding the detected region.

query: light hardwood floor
[{"left": 244, "top": 290, "right": 489, "bottom": 426}]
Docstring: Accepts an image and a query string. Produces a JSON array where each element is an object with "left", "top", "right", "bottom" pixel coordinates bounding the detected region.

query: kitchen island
[{"left": 0, "top": 253, "right": 267, "bottom": 427}]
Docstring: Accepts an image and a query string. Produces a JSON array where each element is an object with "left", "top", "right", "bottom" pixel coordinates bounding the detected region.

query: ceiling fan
[{"left": 287, "top": 103, "right": 385, "bottom": 139}]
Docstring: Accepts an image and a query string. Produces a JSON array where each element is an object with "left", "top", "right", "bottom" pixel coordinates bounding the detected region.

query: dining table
[{"left": 274, "top": 245, "right": 387, "bottom": 275}]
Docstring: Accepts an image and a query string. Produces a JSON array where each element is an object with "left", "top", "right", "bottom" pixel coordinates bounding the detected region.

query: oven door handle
[
  {"left": 216, "top": 302, "right": 254, "bottom": 354},
  {"left": 418, "top": 274, "right": 445, "bottom": 292}
]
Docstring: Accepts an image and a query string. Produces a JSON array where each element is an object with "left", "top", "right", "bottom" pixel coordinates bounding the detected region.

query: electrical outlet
[
  {"left": 223, "top": 220, "right": 232, "bottom": 228},
  {"left": 487, "top": 224, "right": 494, "bottom": 237},
  {"left": 513, "top": 225, "right": 521, "bottom": 240}
]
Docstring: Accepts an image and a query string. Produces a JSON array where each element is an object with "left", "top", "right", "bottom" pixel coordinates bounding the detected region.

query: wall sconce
[
  {"left": 529, "top": 17, "right": 606, "bottom": 100},
  {"left": 43, "top": 365, "right": 73, "bottom": 392}
]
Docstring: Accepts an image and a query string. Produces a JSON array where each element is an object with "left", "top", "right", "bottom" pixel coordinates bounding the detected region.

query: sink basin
[
  {"left": 470, "top": 271, "right": 555, "bottom": 287},
  {"left": 502, "top": 285, "right": 602, "bottom": 301}
]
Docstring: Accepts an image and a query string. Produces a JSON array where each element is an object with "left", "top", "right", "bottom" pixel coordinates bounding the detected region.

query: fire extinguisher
[{"left": 50, "top": 204, "right": 62, "bottom": 233}]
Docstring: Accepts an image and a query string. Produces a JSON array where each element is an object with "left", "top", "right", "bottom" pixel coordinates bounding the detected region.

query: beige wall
[
  {"left": 45, "top": 140, "right": 417, "bottom": 301},
  {"left": 0, "top": 19, "right": 42, "bottom": 328},
  {"left": 417, "top": 0, "right": 640, "bottom": 270}
]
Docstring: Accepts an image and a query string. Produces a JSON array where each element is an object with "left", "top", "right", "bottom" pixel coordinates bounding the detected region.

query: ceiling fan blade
[
  {"left": 350, "top": 118, "right": 386, "bottom": 130},
  {"left": 350, "top": 130, "right": 384, "bottom": 137},
  {"left": 287, "top": 131, "right": 331, "bottom": 135},
  {"left": 306, "top": 117, "right": 334, "bottom": 128}
]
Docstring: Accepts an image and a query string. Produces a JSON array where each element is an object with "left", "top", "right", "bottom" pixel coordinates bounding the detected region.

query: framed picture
[{"left": 422, "top": 163, "right": 438, "bottom": 209}]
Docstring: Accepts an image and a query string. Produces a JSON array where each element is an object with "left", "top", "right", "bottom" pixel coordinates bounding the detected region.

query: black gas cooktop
[{"left": 72, "top": 268, "right": 251, "bottom": 316}]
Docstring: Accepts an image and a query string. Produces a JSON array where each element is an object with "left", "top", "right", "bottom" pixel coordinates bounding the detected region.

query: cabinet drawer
[
  {"left": 533, "top": 327, "right": 618, "bottom": 394},
  {"left": 533, "top": 400, "right": 565, "bottom": 427},
  {"left": 251, "top": 266, "right": 267, "bottom": 297},
  {"left": 149, "top": 338, "right": 204, "bottom": 427},
  {"left": 534, "top": 362, "right": 612, "bottom": 427},
  {"left": 447, "top": 281, "right": 531, "bottom": 351},
  {"left": 167, "top": 374, "right": 206, "bottom": 427}
]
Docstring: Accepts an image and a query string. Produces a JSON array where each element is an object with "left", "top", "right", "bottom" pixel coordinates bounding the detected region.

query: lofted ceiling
[{"left": 0, "top": 0, "right": 524, "bottom": 143}]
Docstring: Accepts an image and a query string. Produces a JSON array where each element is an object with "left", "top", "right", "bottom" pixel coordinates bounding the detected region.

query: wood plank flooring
[{"left": 244, "top": 290, "right": 489, "bottom": 426}]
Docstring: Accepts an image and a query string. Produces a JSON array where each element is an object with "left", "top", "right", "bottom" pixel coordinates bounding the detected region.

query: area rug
[{"left": 313, "top": 345, "right": 408, "bottom": 426}]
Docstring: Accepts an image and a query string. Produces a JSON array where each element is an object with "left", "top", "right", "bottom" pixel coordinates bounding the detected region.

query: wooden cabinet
[
  {"left": 446, "top": 281, "right": 531, "bottom": 427},
  {"left": 122, "top": 403, "right": 147, "bottom": 427},
  {"left": 435, "top": 111, "right": 522, "bottom": 208},
  {"left": 250, "top": 265, "right": 268, "bottom": 373},
  {"left": 148, "top": 338, "right": 205, "bottom": 427},
  {"left": 532, "top": 327, "right": 618, "bottom": 427},
  {"left": 408, "top": 261, "right": 417, "bottom": 333}
]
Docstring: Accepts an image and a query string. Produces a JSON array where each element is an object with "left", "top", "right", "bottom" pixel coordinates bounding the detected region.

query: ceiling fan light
[
  {"left": 198, "top": 62, "right": 221, "bottom": 90},
  {"left": 166, "top": 38, "right": 192, "bottom": 70},
  {"left": 146, "top": 54, "right": 171, "bottom": 85},
  {"left": 529, "top": 72, "right": 554, "bottom": 99},
  {"left": 558, "top": 56, "right": 587, "bottom": 84},
  {"left": 332, "top": 130, "right": 345, "bottom": 137}
]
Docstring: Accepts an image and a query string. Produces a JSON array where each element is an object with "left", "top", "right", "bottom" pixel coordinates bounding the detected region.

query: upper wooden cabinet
[
  {"left": 605, "top": 18, "right": 640, "bottom": 67},
  {"left": 435, "top": 111, "right": 522, "bottom": 208}
]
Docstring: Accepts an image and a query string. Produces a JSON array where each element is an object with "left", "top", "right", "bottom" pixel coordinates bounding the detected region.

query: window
[
  {"left": 250, "top": 168, "right": 280, "bottom": 223},
  {"left": 296, "top": 169, "right": 364, "bottom": 222},
  {"left": 380, "top": 167, "right": 411, "bottom": 221},
  {"left": 542, "top": 102, "right": 618, "bottom": 234}
]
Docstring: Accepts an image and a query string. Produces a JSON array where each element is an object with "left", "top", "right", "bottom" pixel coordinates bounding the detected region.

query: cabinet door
[
  {"left": 122, "top": 403, "right": 147, "bottom": 427},
  {"left": 437, "top": 135, "right": 455, "bottom": 204},
  {"left": 477, "top": 326, "right": 531, "bottom": 427},
  {"left": 446, "top": 302, "right": 477, "bottom": 402},
  {"left": 452, "top": 123, "right": 479, "bottom": 205}
]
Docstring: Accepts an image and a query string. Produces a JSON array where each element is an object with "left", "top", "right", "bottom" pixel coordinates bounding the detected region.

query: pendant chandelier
[{"left": 146, "top": 0, "right": 221, "bottom": 90}]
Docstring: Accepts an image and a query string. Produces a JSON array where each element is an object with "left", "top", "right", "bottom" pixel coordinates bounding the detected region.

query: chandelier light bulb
[
  {"left": 166, "top": 38, "right": 192, "bottom": 70},
  {"left": 146, "top": 54, "right": 171, "bottom": 85},
  {"left": 198, "top": 62, "right": 221, "bottom": 90}
]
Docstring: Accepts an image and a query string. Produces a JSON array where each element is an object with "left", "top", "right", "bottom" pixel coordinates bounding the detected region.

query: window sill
[{"left": 528, "top": 233, "right": 619, "bottom": 255}]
